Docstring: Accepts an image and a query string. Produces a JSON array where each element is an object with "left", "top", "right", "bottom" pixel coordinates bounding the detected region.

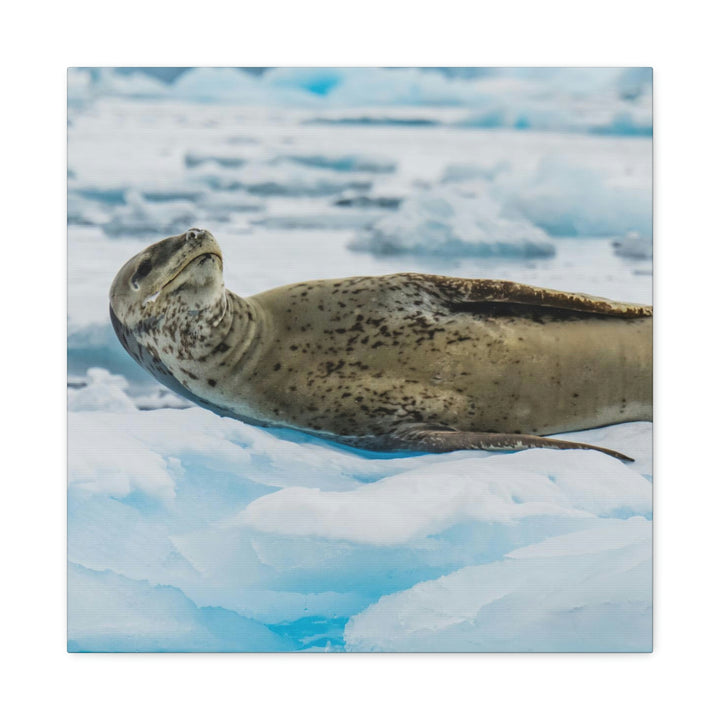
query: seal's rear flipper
[{"left": 393, "top": 426, "right": 634, "bottom": 462}]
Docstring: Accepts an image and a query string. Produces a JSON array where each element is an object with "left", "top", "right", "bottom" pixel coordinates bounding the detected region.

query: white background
[{"left": 2, "top": 1, "right": 718, "bottom": 717}]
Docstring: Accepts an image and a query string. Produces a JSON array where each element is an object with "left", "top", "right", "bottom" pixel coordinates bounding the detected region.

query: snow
[{"left": 67, "top": 68, "right": 652, "bottom": 652}]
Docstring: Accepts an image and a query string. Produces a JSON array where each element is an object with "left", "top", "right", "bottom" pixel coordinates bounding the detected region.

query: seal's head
[{"left": 109, "top": 228, "right": 224, "bottom": 331}]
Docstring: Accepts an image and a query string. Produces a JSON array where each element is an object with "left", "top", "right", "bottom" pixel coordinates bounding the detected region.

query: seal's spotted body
[{"left": 110, "top": 229, "right": 652, "bottom": 461}]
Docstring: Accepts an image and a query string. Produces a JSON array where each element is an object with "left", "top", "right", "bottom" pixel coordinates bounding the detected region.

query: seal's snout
[
  {"left": 186, "top": 228, "right": 209, "bottom": 242},
  {"left": 182, "top": 228, "right": 222, "bottom": 266}
]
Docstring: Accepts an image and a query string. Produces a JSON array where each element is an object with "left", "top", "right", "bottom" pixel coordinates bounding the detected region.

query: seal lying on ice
[{"left": 109, "top": 229, "right": 652, "bottom": 460}]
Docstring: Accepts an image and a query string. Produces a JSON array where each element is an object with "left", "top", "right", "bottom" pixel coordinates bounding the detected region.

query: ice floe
[
  {"left": 281, "top": 153, "right": 396, "bottom": 173},
  {"left": 67, "top": 368, "right": 138, "bottom": 413},
  {"left": 350, "top": 188, "right": 555, "bottom": 257},
  {"left": 68, "top": 391, "right": 652, "bottom": 650},
  {"left": 193, "top": 161, "right": 374, "bottom": 197},
  {"left": 101, "top": 190, "right": 198, "bottom": 237},
  {"left": 499, "top": 158, "right": 652, "bottom": 238},
  {"left": 613, "top": 231, "right": 653, "bottom": 260},
  {"left": 344, "top": 517, "right": 651, "bottom": 652},
  {"left": 68, "top": 563, "right": 292, "bottom": 652},
  {"left": 239, "top": 448, "right": 651, "bottom": 545}
]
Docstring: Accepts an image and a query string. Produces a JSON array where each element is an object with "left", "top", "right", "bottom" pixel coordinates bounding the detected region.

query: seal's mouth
[{"left": 160, "top": 251, "right": 223, "bottom": 291}]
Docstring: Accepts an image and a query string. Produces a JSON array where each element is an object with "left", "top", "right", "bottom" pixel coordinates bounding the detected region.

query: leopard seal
[{"left": 109, "top": 228, "right": 652, "bottom": 461}]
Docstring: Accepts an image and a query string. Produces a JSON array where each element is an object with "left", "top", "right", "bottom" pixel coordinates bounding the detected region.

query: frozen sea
[{"left": 67, "top": 68, "right": 652, "bottom": 652}]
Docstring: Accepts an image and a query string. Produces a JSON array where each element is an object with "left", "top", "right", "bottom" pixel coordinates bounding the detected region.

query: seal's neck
[
  {"left": 157, "top": 289, "right": 264, "bottom": 372},
  {"left": 208, "top": 290, "right": 265, "bottom": 367}
]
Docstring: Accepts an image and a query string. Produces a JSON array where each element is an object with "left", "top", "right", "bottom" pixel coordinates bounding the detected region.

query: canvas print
[{"left": 67, "top": 67, "right": 652, "bottom": 652}]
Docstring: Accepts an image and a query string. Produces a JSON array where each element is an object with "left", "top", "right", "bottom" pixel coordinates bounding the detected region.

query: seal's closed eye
[{"left": 131, "top": 258, "right": 152, "bottom": 288}]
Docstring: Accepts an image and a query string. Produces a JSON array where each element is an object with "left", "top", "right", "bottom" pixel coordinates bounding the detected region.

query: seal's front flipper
[{"left": 393, "top": 425, "right": 634, "bottom": 462}]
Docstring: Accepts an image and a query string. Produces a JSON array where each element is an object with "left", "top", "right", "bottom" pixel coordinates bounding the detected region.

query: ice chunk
[
  {"left": 616, "top": 68, "right": 653, "bottom": 101},
  {"left": 350, "top": 188, "right": 555, "bottom": 258},
  {"left": 500, "top": 157, "right": 652, "bottom": 237},
  {"left": 282, "top": 153, "right": 396, "bottom": 173},
  {"left": 239, "top": 449, "right": 651, "bottom": 546},
  {"left": 300, "top": 67, "right": 496, "bottom": 108},
  {"left": 114, "top": 67, "right": 191, "bottom": 84},
  {"left": 67, "top": 68, "right": 93, "bottom": 106},
  {"left": 67, "top": 194, "right": 112, "bottom": 227},
  {"left": 141, "top": 188, "right": 206, "bottom": 203},
  {"left": 194, "top": 189, "right": 265, "bottom": 215},
  {"left": 68, "top": 415, "right": 178, "bottom": 502},
  {"left": 333, "top": 193, "right": 403, "bottom": 209},
  {"left": 195, "top": 162, "right": 373, "bottom": 197},
  {"left": 344, "top": 517, "right": 651, "bottom": 652},
  {"left": 172, "top": 67, "right": 316, "bottom": 106},
  {"left": 184, "top": 152, "right": 247, "bottom": 169},
  {"left": 72, "top": 183, "right": 205, "bottom": 206},
  {"left": 441, "top": 161, "right": 510, "bottom": 184},
  {"left": 133, "top": 388, "right": 193, "bottom": 411},
  {"left": 422, "top": 67, "right": 498, "bottom": 80},
  {"left": 68, "top": 322, "right": 155, "bottom": 385},
  {"left": 67, "top": 368, "right": 137, "bottom": 413},
  {"left": 255, "top": 212, "right": 383, "bottom": 231},
  {"left": 591, "top": 112, "right": 652, "bottom": 137},
  {"left": 74, "top": 187, "right": 130, "bottom": 205},
  {"left": 68, "top": 68, "right": 171, "bottom": 103},
  {"left": 613, "top": 231, "right": 653, "bottom": 260},
  {"left": 68, "top": 563, "right": 292, "bottom": 652},
  {"left": 101, "top": 190, "right": 197, "bottom": 237},
  {"left": 171, "top": 68, "right": 265, "bottom": 103},
  {"left": 307, "top": 116, "right": 440, "bottom": 127}
]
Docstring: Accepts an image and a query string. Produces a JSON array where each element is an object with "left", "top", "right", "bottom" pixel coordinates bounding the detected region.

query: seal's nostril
[{"left": 187, "top": 228, "right": 203, "bottom": 241}]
